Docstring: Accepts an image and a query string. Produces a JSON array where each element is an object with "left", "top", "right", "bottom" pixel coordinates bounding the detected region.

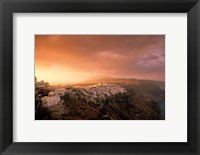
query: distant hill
[
  {"left": 141, "top": 80, "right": 165, "bottom": 90},
  {"left": 84, "top": 76, "right": 138, "bottom": 84},
  {"left": 83, "top": 76, "right": 165, "bottom": 90}
]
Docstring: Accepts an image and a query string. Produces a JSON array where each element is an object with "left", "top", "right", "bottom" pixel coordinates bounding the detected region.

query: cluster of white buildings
[
  {"left": 74, "top": 84, "right": 126, "bottom": 98},
  {"left": 38, "top": 82, "right": 126, "bottom": 107},
  {"left": 35, "top": 77, "right": 60, "bottom": 107}
]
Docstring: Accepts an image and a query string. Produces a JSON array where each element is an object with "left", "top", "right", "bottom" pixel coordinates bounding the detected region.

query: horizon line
[{"left": 35, "top": 76, "right": 165, "bottom": 86}]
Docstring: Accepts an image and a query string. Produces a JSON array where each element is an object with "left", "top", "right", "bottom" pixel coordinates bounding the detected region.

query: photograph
[{"left": 35, "top": 35, "right": 165, "bottom": 120}]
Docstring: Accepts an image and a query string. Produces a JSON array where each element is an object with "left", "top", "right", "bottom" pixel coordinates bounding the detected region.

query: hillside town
[
  {"left": 35, "top": 77, "right": 127, "bottom": 107},
  {"left": 35, "top": 77, "right": 164, "bottom": 120}
]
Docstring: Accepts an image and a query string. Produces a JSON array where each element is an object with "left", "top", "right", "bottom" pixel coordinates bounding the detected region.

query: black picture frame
[{"left": 0, "top": 0, "right": 200, "bottom": 154}]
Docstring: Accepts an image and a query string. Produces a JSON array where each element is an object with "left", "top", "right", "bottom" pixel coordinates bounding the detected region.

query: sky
[{"left": 35, "top": 35, "right": 165, "bottom": 84}]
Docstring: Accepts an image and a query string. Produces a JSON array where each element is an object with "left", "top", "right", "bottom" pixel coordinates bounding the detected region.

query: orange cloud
[{"left": 35, "top": 35, "right": 165, "bottom": 84}]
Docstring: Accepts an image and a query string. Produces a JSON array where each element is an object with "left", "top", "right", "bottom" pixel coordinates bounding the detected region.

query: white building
[{"left": 41, "top": 91, "right": 61, "bottom": 107}]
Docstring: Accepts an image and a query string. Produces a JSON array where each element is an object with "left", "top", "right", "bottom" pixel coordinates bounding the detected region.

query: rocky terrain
[{"left": 35, "top": 77, "right": 165, "bottom": 120}]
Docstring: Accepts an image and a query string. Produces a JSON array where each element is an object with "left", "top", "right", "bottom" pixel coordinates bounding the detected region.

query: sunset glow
[{"left": 35, "top": 35, "right": 165, "bottom": 84}]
